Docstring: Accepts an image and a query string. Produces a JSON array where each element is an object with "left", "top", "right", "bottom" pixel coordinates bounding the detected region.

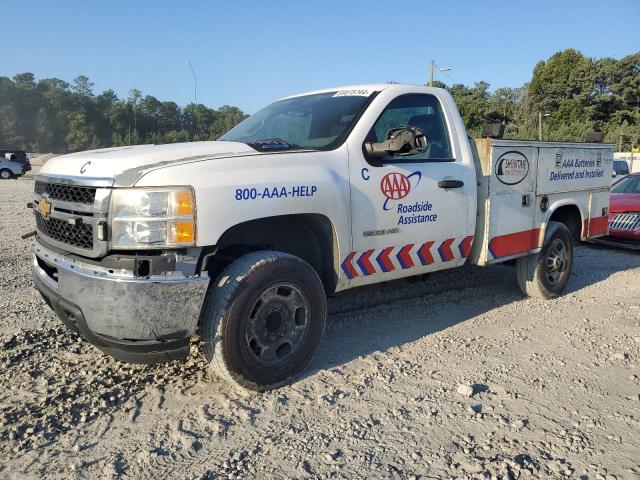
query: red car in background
[{"left": 608, "top": 172, "right": 640, "bottom": 244}]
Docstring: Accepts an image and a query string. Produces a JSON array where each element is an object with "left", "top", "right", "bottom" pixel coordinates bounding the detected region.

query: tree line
[
  {"left": 0, "top": 74, "right": 247, "bottom": 153},
  {"left": 0, "top": 49, "right": 638, "bottom": 153},
  {"left": 442, "top": 49, "right": 639, "bottom": 150}
]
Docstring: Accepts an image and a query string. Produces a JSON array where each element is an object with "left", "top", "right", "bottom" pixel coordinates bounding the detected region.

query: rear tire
[
  {"left": 201, "top": 251, "right": 326, "bottom": 391},
  {"left": 0, "top": 169, "right": 13, "bottom": 179},
  {"left": 516, "top": 221, "right": 573, "bottom": 299}
]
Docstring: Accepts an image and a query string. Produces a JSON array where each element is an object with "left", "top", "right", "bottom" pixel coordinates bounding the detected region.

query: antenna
[
  {"left": 188, "top": 61, "right": 198, "bottom": 140},
  {"left": 188, "top": 61, "right": 198, "bottom": 104}
]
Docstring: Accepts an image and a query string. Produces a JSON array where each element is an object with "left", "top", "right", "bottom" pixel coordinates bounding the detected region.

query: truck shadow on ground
[{"left": 305, "top": 245, "right": 640, "bottom": 376}]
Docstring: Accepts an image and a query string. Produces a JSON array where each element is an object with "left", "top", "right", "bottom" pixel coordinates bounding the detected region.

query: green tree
[
  {"left": 448, "top": 82, "right": 492, "bottom": 137},
  {"left": 65, "top": 112, "right": 100, "bottom": 151},
  {"left": 128, "top": 88, "right": 142, "bottom": 144},
  {"left": 210, "top": 105, "right": 248, "bottom": 139},
  {"left": 72, "top": 75, "right": 94, "bottom": 97}
]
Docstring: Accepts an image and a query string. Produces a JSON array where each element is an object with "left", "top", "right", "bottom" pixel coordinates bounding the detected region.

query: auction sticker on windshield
[{"left": 333, "top": 89, "right": 374, "bottom": 97}]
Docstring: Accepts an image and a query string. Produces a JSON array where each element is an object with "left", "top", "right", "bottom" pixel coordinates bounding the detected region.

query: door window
[{"left": 367, "top": 94, "right": 452, "bottom": 162}]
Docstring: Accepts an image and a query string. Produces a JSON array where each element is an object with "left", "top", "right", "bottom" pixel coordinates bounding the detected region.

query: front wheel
[
  {"left": 201, "top": 251, "right": 326, "bottom": 391},
  {"left": 0, "top": 169, "right": 13, "bottom": 179},
  {"left": 516, "top": 221, "right": 573, "bottom": 299}
]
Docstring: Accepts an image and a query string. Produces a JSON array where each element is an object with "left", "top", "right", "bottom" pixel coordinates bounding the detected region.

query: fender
[
  {"left": 540, "top": 199, "right": 586, "bottom": 244},
  {"left": 207, "top": 212, "right": 342, "bottom": 294}
]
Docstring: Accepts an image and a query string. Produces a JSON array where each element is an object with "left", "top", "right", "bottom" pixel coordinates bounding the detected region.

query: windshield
[
  {"left": 220, "top": 91, "right": 375, "bottom": 150},
  {"left": 611, "top": 175, "right": 640, "bottom": 194}
]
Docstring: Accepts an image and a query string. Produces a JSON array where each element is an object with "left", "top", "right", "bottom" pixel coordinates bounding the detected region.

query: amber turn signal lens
[
  {"left": 175, "top": 221, "right": 195, "bottom": 244},
  {"left": 176, "top": 191, "right": 194, "bottom": 216}
]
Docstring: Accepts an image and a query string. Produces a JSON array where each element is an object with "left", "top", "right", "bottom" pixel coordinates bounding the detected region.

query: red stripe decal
[
  {"left": 396, "top": 244, "right": 415, "bottom": 269},
  {"left": 458, "top": 235, "right": 474, "bottom": 258},
  {"left": 438, "top": 238, "right": 455, "bottom": 262},
  {"left": 488, "top": 228, "right": 541, "bottom": 259},
  {"left": 586, "top": 216, "right": 608, "bottom": 236},
  {"left": 376, "top": 247, "right": 395, "bottom": 272},
  {"left": 417, "top": 241, "right": 435, "bottom": 265}
]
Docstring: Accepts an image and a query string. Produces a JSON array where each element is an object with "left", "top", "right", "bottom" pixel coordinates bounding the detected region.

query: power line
[{"left": 439, "top": 70, "right": 459, "bottom": 85}]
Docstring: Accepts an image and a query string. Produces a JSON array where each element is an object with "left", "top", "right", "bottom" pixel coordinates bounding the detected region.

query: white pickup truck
[{"left": 32, "top": 84, "right": 613, "bottom": 391}]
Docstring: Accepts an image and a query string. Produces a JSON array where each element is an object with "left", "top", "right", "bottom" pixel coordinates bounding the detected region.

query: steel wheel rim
[
  {"left": 244, "top": 282, "right": 311, "bottom": 367},
  {"left": 545, "top": 238, "right": 567, "bottom": 285},
  {"left": 0, "top": 171, "right": 10, "bottom": 179}
]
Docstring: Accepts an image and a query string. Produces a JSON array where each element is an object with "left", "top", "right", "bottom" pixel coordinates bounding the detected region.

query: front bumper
[{"left": 33, "top": 240, "right": 210, "bottom": 363}]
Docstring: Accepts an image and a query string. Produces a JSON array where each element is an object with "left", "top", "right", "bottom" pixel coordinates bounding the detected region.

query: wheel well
[
  {"left": 549, "top": 204, "right": 582, "bottom": 241},
  {"left": 204, "top": 214, "right": 338, "bottom": 295}
]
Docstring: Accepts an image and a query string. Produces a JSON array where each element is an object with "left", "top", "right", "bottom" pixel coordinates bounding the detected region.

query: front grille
[
  {"left": 35, "top": 181, "right": 96, "bottom": 204},
  {"left": 35, "top": 211, "right": 94, "bottom": 249},
  {"left": 609, "top": 213, "right": 640, "bottom": 232}
]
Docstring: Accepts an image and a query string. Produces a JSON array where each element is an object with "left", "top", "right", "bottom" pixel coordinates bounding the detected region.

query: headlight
[{"left": 109, "top": 187, "right": 196, "bottom": 249}]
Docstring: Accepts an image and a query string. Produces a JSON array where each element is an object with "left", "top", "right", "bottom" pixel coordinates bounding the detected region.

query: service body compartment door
[
  {"left": 536, "top": 146, "right": 612, "bottom": 239},
  {"left": 484, "top": 146, "right": 539, "bottom": 263},
  {"left": 536, "top": 146, "right": 611, "bottom": 194}
]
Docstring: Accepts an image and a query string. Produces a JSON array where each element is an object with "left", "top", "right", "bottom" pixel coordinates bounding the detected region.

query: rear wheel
[
  {"left": 0, "top": 169, "right": 13, "bottom": 179},
  {"left": 201, "top": 251, "right": 326, "bottom": 391},
  {"left": 516, "top": 221, "right": 573, "bottom": 299}
]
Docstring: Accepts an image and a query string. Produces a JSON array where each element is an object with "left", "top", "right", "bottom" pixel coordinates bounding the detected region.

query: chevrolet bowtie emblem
[{"left": 39, "top": 196, "right": 52, "bottom": 217}]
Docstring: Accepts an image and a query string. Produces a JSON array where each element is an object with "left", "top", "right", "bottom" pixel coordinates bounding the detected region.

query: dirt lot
[{"left": 1, "top": 179, "right": 639, "bottom": 479}]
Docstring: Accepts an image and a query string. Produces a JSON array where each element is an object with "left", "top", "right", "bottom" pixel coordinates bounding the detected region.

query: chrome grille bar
[{"left": 33, "top": 174, "right": 111, "bottom": 258}]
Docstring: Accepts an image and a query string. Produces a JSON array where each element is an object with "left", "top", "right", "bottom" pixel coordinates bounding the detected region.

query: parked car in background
[
  {"left": 608, "top": 173, "right": 640, "bottom": 243},
  {"left": 0, "top": 149, "right": 31, "bottom": 179},
  {"left": 612, "top": 159, "right": 630, "bottom": 184}
]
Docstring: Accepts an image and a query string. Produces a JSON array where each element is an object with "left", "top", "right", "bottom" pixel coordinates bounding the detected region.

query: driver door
[{"left": 345, "top": 93, "right": 473, "bottom": 286}]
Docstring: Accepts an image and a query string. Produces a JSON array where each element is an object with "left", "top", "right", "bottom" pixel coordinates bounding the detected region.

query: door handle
[{"left": 438, "top": 179, "right": 464, "bottom": 189}]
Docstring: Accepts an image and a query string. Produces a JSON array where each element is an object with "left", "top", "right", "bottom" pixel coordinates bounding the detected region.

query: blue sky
[{"left": 2, "top": 0, "right": 638, "bottom": 113}]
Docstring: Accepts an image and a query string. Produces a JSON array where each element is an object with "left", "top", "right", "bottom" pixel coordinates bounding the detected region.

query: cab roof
[{"left": 280, "top": 83, "right": 440, "bottom": 101}]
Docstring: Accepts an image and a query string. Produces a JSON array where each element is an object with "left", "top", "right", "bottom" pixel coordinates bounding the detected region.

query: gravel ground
[{"left": 1, "top": 179, "right": 639, "bottom": 479}]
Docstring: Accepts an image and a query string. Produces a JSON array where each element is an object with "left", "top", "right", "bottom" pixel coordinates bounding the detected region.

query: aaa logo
[{"left": 380, "top": 171, "right": 421, "bottom": 210}]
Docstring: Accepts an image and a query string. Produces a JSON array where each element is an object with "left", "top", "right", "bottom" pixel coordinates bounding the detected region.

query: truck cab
[{"left": 32, "top": 84, "right": 613, "bottom": 391}]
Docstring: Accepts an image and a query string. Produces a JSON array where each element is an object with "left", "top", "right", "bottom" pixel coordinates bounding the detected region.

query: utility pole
[
  {"left": 538, "top": 112, "right": 550, "bottom": 141},
  {"left": 618, "top": 126, "right": 623, "bottom": 152},
  {"left": 429, "top": 60, "right": 435, "bottom": 87},
  {"left": 538, "top": 112, "right": 542, "bottom": 141},
  {"left": 428, "top": 60, "right": 450, "bottom": 87}
]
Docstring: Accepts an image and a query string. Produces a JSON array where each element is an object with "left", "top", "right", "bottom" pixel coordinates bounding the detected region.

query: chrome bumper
[{"left": 33, "top": 240, "right": 210, "bottom": 362}]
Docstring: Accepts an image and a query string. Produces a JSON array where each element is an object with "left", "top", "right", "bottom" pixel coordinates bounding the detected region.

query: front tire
[
  {"left": 201, "top": 251, "right": 326, "bottom": 391},
  {"left": 0, "top": 169, "right": 13, "bottom": 179},
  {"left": 516, "top": 221, "right": 573, "bottom": 299}
]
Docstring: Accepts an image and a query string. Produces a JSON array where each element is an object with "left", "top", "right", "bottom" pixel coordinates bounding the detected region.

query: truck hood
[
  {"left": 610, "top": 193, "right": 640, "bottom": 214},
  {"left": 39, "top": 141, "right": 257, "bottom": 186}
]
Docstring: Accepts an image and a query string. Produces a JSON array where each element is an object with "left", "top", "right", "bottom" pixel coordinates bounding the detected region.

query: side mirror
[{"left": 364, "top": 126, "right": 428, "bottom": 159}]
